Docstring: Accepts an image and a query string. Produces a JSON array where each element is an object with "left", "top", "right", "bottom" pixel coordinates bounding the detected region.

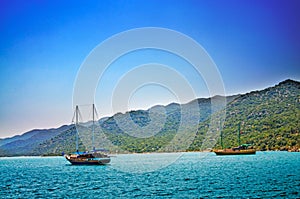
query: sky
[{"left": 0, "top": 0, "right": 299, "bottom": 138}]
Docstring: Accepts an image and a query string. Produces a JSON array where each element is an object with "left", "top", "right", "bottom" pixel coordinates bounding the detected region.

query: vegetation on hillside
[
  {"left": 0, "top": 79, "right": 299, "bottom": 156},
  {"left": 189, "top": 79, "right": 300, "bottom": 151}
]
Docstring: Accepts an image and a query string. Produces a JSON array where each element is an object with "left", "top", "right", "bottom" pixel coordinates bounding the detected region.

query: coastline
[{"left": 0, "top": 149, "right": 299, "bottom": 158}]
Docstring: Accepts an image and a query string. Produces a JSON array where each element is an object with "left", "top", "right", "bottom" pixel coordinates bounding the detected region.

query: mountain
[
  {"left": 0, "top": 79, "right": 299, "bottom": 156},
  {"left": 190, "top": 79, "right": 300, "bottom": 151},
  {"left": 0, "top": 125, "right": 71, "bottom": 156},
  {"left": 0, "top": 130, "right": 42, "bottom": 147},
  {"left": 33, "top": 95, "right": 235, "bottom": 155}
]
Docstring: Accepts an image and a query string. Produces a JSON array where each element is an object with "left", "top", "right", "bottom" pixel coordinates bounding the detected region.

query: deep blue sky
[{"left": 0, "top": 0, "right": 299, "bottom": 138}]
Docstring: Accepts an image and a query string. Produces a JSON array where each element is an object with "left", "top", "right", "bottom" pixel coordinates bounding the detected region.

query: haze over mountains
[{"left": 0, "top": 79, "right": 299, "bottom": 156}]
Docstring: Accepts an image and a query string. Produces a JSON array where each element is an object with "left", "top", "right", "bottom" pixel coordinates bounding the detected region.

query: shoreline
[{"left": 0, "top": 150, "right": 299, "bottom": 158}]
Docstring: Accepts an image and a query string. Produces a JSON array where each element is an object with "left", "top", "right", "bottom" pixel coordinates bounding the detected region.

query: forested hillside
[
  {"left": 189, "top": 79, "right": 300, "bottom": 151},
  {"left": 0, "top": 79, "right": 299, "bottom": 156}
]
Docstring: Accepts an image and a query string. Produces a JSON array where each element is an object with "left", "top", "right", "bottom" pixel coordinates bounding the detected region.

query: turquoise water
[{"left": 1, "top": 152, "right": 299, "bottom": 198}]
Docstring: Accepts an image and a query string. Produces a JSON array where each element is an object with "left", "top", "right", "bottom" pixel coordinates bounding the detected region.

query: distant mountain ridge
[
  {"left": 0, "top": 129, "right": 45, "bottom": 147},
  {"left": 0, "top": 79, "right": 299, "bottom": 156},
  {"left": 0, "top": 125, "right": 71, "bottom": 156}
]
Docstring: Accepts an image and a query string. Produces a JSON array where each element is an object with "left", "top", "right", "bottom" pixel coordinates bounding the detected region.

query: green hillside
[
  {"left": 0, "top": 79, "right": 299, "bottom": 156},
  {"left": 190, "top": 79, "right": 300, "bottom": 151},
  {"left": 33, "top": 95, "right": 232, "bottom": 155}
]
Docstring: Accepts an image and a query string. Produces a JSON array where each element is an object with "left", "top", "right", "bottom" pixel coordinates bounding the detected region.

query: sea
[{"left": 0, "top": 152, "right": 299, "bottom": 198}]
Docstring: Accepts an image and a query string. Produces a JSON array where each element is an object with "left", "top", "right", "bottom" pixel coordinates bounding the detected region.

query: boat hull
[
  {"left": 66, "top": 158, "right": 111, "bottom": 165},
  {"left": 214, "top": 149, "right": 256, "bottom": 155},
  {"left": 65, "top": 154, "right": 111, "bottom": 165}
]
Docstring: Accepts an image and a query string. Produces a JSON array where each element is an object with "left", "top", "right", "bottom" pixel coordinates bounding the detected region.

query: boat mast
[
  {"left": 219, "top": 121, "right": 223, "bottom": 149},
  {"left": 220, "top": 130, "right": 223, "bottom": 149},
  {"left": 238, "top": 122, "right": 241, "bottom": 146},
  {"left": 75, "top": 105, "right": 79, "bottom": 151},
  {"left": 92, "top": 104, "right": 95, "bottom": 151}
]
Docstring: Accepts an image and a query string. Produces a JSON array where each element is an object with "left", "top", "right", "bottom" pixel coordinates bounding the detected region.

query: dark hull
[
  {"left": 214, "top": 149, "right": 256, "bottom": 155},
  {"left": 65, "top": 154, "right": 111, "bottom": 165},
  {"left": 66, "top": 158, "right": 111, "bottom": 165}
]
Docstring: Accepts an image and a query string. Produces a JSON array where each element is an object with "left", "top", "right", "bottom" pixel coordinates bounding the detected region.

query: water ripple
[{"left": 0, "top": 152, "right": 299, "bottom": 198}]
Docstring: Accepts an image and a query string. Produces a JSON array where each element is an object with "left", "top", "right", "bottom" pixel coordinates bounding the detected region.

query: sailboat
[
  {"left": 65, "top": 104, "right": 111, "bottom": 165},
  {"left": 214, "top": 123, "right": 256, "bottom": 155}
]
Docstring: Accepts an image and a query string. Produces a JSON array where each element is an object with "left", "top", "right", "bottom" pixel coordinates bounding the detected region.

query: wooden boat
[
  {"left": 65, "top": 104, "right": 111, "bottom": 165},
  {"left": 214, "top": 146, "right": 256, "bottom": 155},
  {"left": 65, "top": 150, "right": 111, "bottom": 165},
  {"left": 214, "top": 123, "right": 256, "bottom": 156}
]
